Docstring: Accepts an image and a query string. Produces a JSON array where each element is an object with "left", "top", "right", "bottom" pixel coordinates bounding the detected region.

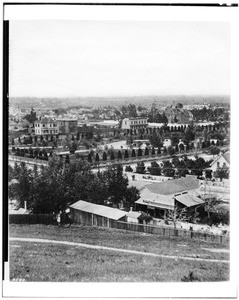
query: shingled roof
[{"left": 145, "top": 177, "right": 199, "bottom": 196}]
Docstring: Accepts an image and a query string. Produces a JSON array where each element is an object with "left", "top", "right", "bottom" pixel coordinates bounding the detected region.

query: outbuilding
[{"left": 69, "top": 200, "right": 127, "bottom": 226}]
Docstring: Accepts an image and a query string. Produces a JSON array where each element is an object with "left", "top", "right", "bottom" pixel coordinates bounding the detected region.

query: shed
[{"left": 69, "top": 200, "right": 127, "bottom": 226}]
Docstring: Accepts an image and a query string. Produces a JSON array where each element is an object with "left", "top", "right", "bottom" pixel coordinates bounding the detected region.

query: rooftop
[
  {"left": 70, "top": 200, "right": 127, "bottom": 220},
  {"left": 128, "top": 180, "right": 154, "bottom": 191},
  {"left": 35, "top": 117, "right": 57, "bottom": 124},
  {"left": 223, "top": 151, "right": 230, "bottom": 164},
  {"left": 175, "top": 193, "right": 204, "bottom": 207},
  {"left": 145, "top": 177, "right": 199, "bottom": 196}
]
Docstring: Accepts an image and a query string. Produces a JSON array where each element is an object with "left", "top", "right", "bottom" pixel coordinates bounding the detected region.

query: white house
[
  {"left": 210, "top": 151, "right": 230, "bottom": 173},
  {"left": 34, "top": 118, "right": 59, "bottom": 135}
]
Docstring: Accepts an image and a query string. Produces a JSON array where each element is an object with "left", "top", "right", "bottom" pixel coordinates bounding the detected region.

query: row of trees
[
  {"left": 191, "top": 106, "right": 230, "bottom": 122},
  {"left": 9, "top": 161, "right": 140, "bottom": 214},
  {"left": 12, "top": 147, "right": 52, "bottom": 160},
  {"left": 133, "top": 155, "right": 213, "bottom": 178}
]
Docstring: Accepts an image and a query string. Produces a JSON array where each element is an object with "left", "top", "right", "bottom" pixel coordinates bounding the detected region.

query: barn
[{"left": 69, "top": 200, "right": 127, "bottom": 227}]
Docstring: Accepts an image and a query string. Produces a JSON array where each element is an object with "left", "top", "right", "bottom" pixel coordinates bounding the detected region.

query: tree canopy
[{"left": 8, "top": 160, "right": 139, "bottom": 214}]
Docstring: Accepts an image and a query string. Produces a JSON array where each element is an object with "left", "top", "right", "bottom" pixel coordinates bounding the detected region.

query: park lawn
[
  {"left": 9, "top": 224, "right": 230, "bottom": 282},
  {"left": 10, "top": 224, "right": 229, "bottom": 260},
  {"left": 10, "top": 240, "right": 229, "bottom": 282}
]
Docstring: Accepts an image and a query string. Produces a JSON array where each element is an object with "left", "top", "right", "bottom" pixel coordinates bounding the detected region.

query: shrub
[
  {"left": 125, "top": 166, "right": 133, "bottom": 172},
  {"left": 136, "top": 162, "right": 145, "bottom": 174},
  {"left": 138, "top": 212, "right": 153, "bottom": 224}
]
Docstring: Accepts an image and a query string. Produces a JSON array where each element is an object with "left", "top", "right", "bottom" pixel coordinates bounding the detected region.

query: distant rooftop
[{"left": 57, "top": 119, "right": 78, "bottom": 122}]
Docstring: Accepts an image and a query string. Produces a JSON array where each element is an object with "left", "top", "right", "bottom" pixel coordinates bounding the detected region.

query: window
[
  {"left": 43, "top": 124, "right": 45, "bottom": 127},
  {"left": 54, "top": 123, "right": 57, "bottom": 127},
  {"left": 217, "top": 162, "right": 220, "bottom": 168},
  {"left": 125, "top": 121, "right": 127, "bottom": 125}
]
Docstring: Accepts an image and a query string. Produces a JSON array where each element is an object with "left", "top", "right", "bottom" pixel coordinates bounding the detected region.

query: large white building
[
  {"left": 34, "top": 118, "right": 59, "bottom": 135},
  {"left": 121, "top": 117, "right": 148, "bottom": 130}
]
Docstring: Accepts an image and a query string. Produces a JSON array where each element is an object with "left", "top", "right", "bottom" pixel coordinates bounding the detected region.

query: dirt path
[{"left": 10, "top": 237, "right": 229, "bottom": 264}]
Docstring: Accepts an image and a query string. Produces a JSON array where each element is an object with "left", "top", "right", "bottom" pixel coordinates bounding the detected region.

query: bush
[
  {"left": 148, "top": 161, "right": 161, "bottom": 175},
  {"left": 138, "top": 212, "right": 153, "bottom": 224},
  {"left": 125, "top": 166, "right": 133, "bottom": 172},
  {"left": 136, "top": 162, "right": 145, "bottom": 174}
]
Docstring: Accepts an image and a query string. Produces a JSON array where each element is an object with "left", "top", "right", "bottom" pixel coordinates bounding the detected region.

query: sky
[{"left": 9, "top": 20, "right": 230, "bottom": 97}]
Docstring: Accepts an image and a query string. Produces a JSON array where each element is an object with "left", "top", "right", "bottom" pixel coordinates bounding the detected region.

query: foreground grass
[{"left": 9, "top": 224, "right": 229, "bottom": 282}]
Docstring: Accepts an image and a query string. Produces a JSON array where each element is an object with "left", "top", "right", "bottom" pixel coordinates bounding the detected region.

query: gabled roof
[
  {"left": 70, "top": 200, "right": 126, "bottom": 220},
  {"left": 210, "top": 151, "right": 230, "bottom": 167},
  {"left": 145, "top": 177, "right": 199, "bottom": 196}
]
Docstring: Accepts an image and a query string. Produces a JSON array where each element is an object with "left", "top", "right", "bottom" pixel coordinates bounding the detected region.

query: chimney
[
  {"left": 24, "top": 201, "right": 27, "bottom": 211},
  {"left": 130, "top": 207, "right": 133, "bottom": 212}
]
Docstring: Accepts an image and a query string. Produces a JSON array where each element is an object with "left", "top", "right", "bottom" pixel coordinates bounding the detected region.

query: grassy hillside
[{"left": 9, "top": 224, "right": 229, "bottom": 282}]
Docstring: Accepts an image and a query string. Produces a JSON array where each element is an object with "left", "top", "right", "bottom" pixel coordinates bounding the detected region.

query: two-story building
[
  {"left": 121, "top": 117, "right": 148, "bottom": 130},
  {"left": 34, "top": 118, "right": 59, "bottom": 135}
]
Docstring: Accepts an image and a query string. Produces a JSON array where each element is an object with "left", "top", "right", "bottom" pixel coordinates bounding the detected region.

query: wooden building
[{"left": 70, "top": 200, "right": 127, "bottom": 226}]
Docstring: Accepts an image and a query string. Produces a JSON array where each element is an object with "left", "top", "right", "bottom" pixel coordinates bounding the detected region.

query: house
[
  {"left": 135, "top": 177, "right": 204, "bottom": 218},
  {"left": 121, "top": 117, "right": 148, "bottom": 130},
  {"left": 210, "top": 151, "right": 230, "bottom": 173},
  {"left": 69, "top": 200, "right": 127, "bottom": 226},
  {"left": 34, "top": 118, "right": 59, "bottom": 135},
  {"left": 57, "top": 119, "right": 78, "bottom": 134}
]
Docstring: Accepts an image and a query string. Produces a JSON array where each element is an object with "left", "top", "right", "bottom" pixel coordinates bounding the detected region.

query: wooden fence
[
  {"left": 9, "top": 214, "right": 57, "bottom": 225},
  {"left": 70, "top": 209, "right": 229, "bottom": 245},
  {"left": 108, "top": 220, "right": 229, "bottom": 245}
]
